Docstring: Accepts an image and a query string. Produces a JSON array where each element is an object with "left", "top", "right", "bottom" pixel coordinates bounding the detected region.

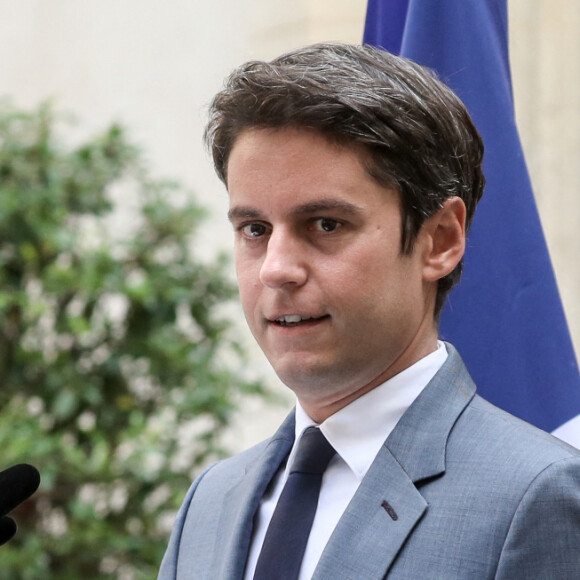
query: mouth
[{"left": 272, "top": 314, "right": 330, "bottom": 327}]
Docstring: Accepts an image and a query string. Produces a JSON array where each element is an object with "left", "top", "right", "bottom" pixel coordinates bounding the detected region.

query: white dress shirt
[{"left": 244, "top": 342, "right": 448, "bottom": 580}]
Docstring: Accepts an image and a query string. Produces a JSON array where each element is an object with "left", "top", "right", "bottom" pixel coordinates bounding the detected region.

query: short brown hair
[{"left": 205, "top": 42, "right": 485, "bottom": 316}]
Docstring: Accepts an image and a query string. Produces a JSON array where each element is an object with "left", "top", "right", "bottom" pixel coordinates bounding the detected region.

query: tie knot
[{"left": 291, "top": 427, "right": 336, "bottom": 475}]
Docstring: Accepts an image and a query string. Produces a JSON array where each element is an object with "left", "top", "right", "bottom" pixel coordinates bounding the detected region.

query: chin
[{"left": 274, "top": 360, "right": 347, "bottom": 396}]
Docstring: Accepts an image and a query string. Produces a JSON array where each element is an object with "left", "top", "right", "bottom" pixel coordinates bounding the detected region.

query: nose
[{"left": 259, "top": 229, "right": 308, "bottom": 289}]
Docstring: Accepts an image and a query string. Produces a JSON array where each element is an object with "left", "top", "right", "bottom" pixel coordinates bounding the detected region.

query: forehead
[
  {"left": 226, "top": 127, "right": 401, "bottom": 219},
  {"left": 229, "top": 125, "right": 365, "bottom": 164},
  {"left": 227, "top": 128, "right": 370, "bottom": 193}
]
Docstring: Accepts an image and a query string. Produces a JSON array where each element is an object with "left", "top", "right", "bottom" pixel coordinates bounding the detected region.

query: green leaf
[{"left": 0, "top": 101, "right": 269, "bottom": 579}]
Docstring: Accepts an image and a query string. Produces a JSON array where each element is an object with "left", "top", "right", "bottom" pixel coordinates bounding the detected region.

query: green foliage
[{"left": 0, "top": 101, "right": 265, "bottom": 578}]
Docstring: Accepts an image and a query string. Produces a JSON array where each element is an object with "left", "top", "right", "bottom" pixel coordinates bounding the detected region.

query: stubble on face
[{"left": 227, "top": 127, "right": 439, "bottom": 421}]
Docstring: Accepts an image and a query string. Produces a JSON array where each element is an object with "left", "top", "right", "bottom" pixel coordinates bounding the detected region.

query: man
[{"left": 159, "top": 43, "right": 580, "bottom": 579}]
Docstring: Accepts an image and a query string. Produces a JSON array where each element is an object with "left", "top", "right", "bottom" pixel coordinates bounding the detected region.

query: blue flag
[{"left": 364, "top": 0, "right": 580, "bottom": 446}]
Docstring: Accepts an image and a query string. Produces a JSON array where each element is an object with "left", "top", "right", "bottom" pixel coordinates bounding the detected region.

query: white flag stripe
[{"left": 552, "top": 414, "right": 580, "bottom": 449}]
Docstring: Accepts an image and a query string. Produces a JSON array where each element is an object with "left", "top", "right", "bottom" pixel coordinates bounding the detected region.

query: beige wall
[
  {"left": 1, "top": 1, "right": 578, "bottom": 446},
  {"left": 510, "top": 0, "right": 580, "bottom": 355}
]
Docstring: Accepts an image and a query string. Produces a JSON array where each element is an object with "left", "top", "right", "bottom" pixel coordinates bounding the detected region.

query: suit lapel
[
  {"left": 313, "top": 446, "right": 427, "bottom": 580},
  {"left": 314, "top": 344, "right": 476, "bottom": 579},
  {"left": 214, "top": 413, "right": 295, "bottom": 580}
]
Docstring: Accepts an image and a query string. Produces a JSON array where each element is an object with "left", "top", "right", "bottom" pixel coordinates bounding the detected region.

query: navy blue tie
[{"left": 253, "top": 426, "right": 336, "bottom": 580}]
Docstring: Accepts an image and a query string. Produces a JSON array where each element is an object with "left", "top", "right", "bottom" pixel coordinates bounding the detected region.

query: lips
[{"left": 272, "top": 314, "right": 330, "bottom": 327}]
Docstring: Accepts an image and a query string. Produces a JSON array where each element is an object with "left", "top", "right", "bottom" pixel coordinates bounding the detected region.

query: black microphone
[{"left": 0, "top": 464, "right": 41, "bottom": 546}]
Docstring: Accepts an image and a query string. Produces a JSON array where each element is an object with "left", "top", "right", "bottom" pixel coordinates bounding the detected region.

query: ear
[{"left": 420, "top": 197, "right": 466, "bottom": 282}]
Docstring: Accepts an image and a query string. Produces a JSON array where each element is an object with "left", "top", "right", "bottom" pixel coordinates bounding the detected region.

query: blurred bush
[{"left": 0, "top": 101, "right": 265, "bottom": 579}]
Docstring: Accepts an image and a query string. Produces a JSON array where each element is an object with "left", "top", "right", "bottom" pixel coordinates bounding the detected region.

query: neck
[{"left": 299, "top": 329, "right": 439, "bottom": 423}]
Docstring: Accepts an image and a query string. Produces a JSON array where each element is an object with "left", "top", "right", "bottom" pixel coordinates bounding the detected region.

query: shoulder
[
  {"left": 436, "top": 390, "right": 580, "bottom": 536},
  {"left": 421, "top": 390, "right": 580, "bottom": 577},
  {"left": 461, "top": 393, "right": 580, "bottom": 466},
  {"left": 443, "top": 391, "right": 580, "bottom": 494},
  {"left": 182, "top": 411, "right": 295, "bottom": 500},
  {"left": 471, "top": 402, "right": 580, "bottom": 578},
  {"left": 439, "top": 343, "right": 580, "bottom": 470},
  {"left": 192, "top": 437, "right": 271, "bottom": 490},
  {"left": 158, "top": 422, "right": 294, "bottom": 577}
]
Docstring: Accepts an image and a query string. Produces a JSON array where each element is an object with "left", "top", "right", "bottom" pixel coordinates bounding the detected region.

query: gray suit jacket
[{"left": 159, "top": 344, "right": 580, "bottom": 579}]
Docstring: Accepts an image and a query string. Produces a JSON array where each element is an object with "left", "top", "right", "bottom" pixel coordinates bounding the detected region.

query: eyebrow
[{"left": 227, "top": 199, "right": 364, "bottom": 222}]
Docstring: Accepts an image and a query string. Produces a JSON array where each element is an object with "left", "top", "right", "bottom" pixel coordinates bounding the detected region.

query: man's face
[{"left": 227, "top": 128, "right": 438, "bottom": 420}]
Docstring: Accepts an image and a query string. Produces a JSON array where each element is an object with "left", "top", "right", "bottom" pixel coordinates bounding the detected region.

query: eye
[
  {"left": 240, "top": 223, "right": 268, "bottom": 238},
  {"left": 314, "top": 218, "right": 341, "bottom": 233}
]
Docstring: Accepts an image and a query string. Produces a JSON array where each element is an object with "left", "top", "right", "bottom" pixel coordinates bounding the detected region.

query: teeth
[{"left": 276, "top": 315, "right": 311, "bottom": 324}]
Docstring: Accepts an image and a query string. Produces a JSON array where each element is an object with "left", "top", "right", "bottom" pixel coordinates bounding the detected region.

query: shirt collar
[{"left": 292, "top": 341, "right": 448, "bottom": 480}]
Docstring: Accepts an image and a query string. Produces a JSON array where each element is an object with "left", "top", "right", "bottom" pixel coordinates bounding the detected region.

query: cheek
[
  {"left": 332, "top": 255, "right": 416, "bottom": 317},
  {"left": 235, "top": 249, "right": 258, "bottom": 282},
  {"left": 329, "top": 242, "right": 401, "bottom": 289},
  {"left": 237, "top": 276, "right": 259, "bottom": 305},
  {"left": 235, "top": 260, "right": 260, "bottom": 309}
]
